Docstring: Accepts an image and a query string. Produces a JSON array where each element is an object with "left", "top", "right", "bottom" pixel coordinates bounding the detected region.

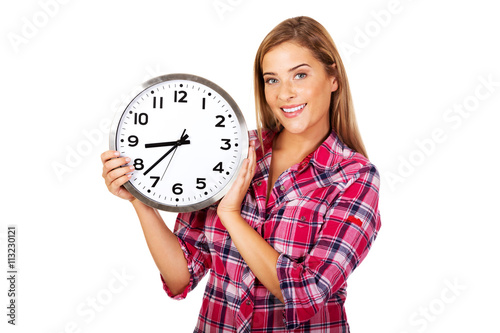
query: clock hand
[
  {"left": 145, "top": 131, "right": 191, "bottom": 148},
  {"left": 145, "top": 141, "right": 179, "bottom": 148},
  {"left": 161, "top": 129, "right": 191, "bottom": 180},
  {"left": 161, "top": 145, "right": 179, "bottom": 180},
  {"left": 143, "top": 144, "right": 178, "bottom": 176},
  {"left": 143, "top": 130, "right": 190, "bottom": 176}
]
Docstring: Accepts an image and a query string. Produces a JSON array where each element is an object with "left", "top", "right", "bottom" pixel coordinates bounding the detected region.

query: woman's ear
[{"left": 330, "top": 63, "right": 339, "bottom": 92}]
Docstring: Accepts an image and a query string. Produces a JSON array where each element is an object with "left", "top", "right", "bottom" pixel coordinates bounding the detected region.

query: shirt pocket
[{"left": 267, "top": 201, "right": 325, "bottom": 260}]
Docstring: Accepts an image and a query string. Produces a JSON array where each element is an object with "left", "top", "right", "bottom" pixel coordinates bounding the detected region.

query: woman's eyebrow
[
  {"left": 262, "top": 63, "right": 311, "bottom": 77},
  {"left": 289, "top": 63, "right": 310, "bottom": 72}
]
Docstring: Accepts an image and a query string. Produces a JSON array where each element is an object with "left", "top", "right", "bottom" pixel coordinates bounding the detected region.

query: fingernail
[
  {"left": 125, "top": 157, "right": 131, "bottom": 162},
  {"left": 114, "top": 151, "right": 120, "bottom": 156}
]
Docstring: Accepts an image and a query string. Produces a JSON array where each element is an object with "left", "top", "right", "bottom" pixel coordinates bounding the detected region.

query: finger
[
  {"left": 245, "top": 143, "right": 256, "bottom": 183},
  {"left": 232, "top": 159, "right": 247, "bottom": 186},
  {"left": 106, "top": 164, "right": 135, "bottom": 186},
  {"left": 103, "top": 156, "right": 131, "bottom": 176},
  {"left": 109, "top": 173, "right": 132, "bottom": 193},
  {"left": 101, "top": 150, "right": 120, "bottom": 163}
]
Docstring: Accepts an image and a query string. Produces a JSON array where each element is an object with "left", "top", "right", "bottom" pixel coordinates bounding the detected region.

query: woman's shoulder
[
  {"left": 248, "top": 128, "right": 275, "bottom": 154},
  {"left": 316, "top": 131, "right": 379, "bottom": 186},
  {"left": 248, "top": 128, "right": 274, "bottom": 141}
]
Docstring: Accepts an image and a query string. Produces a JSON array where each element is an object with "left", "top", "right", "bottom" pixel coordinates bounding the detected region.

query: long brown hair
[{"left": 254, "top": 16, "right": 368, "bottom": 158}]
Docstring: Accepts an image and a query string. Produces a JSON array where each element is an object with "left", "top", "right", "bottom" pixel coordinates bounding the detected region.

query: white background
[{"left": 1, "top": 0, "right": 499, "bottom": 332}]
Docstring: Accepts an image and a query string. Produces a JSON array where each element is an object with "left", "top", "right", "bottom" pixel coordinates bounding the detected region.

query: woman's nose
[{"left": 278, "top": 80, "right": 296, "bottom": 101}]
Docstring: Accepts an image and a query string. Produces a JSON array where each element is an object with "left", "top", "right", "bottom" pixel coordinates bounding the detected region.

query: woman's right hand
[{"left": 101, "top": 150, "right": 136, "bottom": 201}]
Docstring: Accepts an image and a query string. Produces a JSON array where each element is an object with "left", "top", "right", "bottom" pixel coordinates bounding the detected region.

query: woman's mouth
[
  {"left": 281, "top": 103, "right": 306, "bottom": 113},
  {"left": 281, "top": 103, "right": 306, "bottom": 118}
]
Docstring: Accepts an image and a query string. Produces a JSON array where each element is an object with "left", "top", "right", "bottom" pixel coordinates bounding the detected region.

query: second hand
[{"left": 161, "top": 145, "right": 179, "bottom": 180}]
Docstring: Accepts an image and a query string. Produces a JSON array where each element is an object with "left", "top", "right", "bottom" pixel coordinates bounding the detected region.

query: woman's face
[{"left": 262, "top": 42, "right": 338, "bottom": 138}]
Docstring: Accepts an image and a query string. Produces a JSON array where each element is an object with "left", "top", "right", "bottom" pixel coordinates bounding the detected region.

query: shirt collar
[
  {"left": 306, "top": 130, "right": 355, "bottom": 172},
  {"left": 254, "top": 129, "right": 356, "bottom": 173}
]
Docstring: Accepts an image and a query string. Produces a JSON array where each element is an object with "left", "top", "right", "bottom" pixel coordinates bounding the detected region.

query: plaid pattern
[{"left": 162, "top": 129, "right": 381, "bottom": 332}]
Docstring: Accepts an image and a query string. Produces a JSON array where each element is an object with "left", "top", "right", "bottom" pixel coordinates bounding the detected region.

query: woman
[{"left": 102, "top": 16, "right": 381, "bottom": 332}]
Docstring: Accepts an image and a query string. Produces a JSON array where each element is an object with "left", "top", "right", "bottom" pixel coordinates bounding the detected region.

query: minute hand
[
  {"left": 143, "top": 130, "right": 190, "bottom": 176},
  {"left": 143, "top": 144, "right": 179, "bottom": 176}
]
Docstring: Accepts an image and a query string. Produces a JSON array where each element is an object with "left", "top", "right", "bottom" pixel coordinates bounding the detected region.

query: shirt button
[
  {"left": 246, "top": 300, "right": 251, "bottom": 305},
  {"left": 257, "top": 181, "right": 262, "bottom": 186},
  {"left": 280, "top": 185, "right": 286, "bottom": 191}
]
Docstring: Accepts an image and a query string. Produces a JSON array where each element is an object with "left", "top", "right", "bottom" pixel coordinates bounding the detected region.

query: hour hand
[
  {"left": 145, "top": 134, "right": 191, "bottom": 149},
  {"left": 145, "top": 141, "right": 179, "bottom": 148}
]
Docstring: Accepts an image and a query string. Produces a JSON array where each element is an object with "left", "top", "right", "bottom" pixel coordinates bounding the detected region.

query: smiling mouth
[{"left": 281, "top": 103, "right": 306, "bottom": 113}]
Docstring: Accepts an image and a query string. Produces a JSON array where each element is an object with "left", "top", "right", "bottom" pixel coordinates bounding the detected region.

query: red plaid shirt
[{"left": 162, "top": 129, "right": 381, "bottom": 332}]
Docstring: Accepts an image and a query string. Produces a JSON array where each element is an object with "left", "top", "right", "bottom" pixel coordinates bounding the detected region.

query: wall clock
[{"left": 110, "top": 73, "right": 248, "bottom": 212}]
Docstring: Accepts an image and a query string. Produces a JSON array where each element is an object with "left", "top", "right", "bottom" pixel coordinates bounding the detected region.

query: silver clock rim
[{"left": 109, "top": 73, "right": 249, "bottom": 213}]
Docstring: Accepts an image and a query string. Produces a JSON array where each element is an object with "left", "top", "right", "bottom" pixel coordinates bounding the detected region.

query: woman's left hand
[{"left": 217, "top": 141, "right": 256, "bottom": 220}]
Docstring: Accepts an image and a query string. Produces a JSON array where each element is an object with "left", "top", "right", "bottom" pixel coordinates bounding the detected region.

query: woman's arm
[
  {"left": 219, "top": 211, "right": 284, "bottom": 303},
  {"left": 216, "top": 143, "right": 284, "bottom": 303},
  {"left": 101, "top": 150, "right": 190, "bottom": 296},
  {"left": 131, "top": 199, "right": 191, "bottom": 296}
]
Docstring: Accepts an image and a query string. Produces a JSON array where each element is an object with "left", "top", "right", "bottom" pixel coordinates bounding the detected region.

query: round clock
[{"left": 109, "top": 73, "right": 248, "bottom": 212}]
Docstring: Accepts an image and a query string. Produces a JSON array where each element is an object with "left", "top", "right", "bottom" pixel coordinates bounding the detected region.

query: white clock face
[{"left": 110, "top": 74, "right": 248, "bottom": 212}]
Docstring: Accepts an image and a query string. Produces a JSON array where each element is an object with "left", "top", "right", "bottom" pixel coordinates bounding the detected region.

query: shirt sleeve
[
  {"left": 276, "top": 163, "right": 381, "bottom": 329},
  {"left": 161, "top": 208, "right": 212, "bottom": 300}
]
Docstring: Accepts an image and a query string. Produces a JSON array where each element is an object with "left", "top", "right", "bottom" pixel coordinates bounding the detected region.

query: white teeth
[{"left": 282, "top": 104, "right": 306, "bottom": 113}]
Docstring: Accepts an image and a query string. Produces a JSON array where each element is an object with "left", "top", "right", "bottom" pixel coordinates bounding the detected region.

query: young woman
[{"left": 101, "top": 16, "right": 381, "bottom": 332}]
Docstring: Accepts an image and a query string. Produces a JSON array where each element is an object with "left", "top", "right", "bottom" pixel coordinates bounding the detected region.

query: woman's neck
[{"left": 274, "top": 127, "right": 330, "bottom": 158}]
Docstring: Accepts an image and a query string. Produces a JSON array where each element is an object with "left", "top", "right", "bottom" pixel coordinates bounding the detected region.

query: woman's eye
[
  {"left": 295, "top": 73, "right": 307, "bottom": 79},
  {"left": 265, "top": 78, "right": 278, "bottom": 84}
]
